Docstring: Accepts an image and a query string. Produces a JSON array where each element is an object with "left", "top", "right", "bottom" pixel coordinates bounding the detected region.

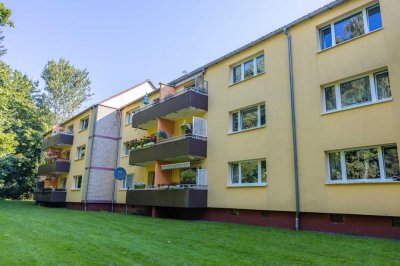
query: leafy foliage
[
  {"left": 0, "top": 61, "right": 51, "bottom": 199},
  {"left": 41, "top": 58, "right": 92, "bottom": 124},
  {"left": 0, "top": 3, "right": 13, "bottom": 56}
]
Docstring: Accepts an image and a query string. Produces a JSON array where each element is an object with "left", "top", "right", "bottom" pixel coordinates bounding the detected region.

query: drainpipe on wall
[
  {"left": 283, "top": 27, "right": 300, "bottom": 231},
  {"left": 111, "top": 109, "right": 122, "bottom": 212},
  {"left": 84, "top": 106, "right": 98, "bottom": 211}
]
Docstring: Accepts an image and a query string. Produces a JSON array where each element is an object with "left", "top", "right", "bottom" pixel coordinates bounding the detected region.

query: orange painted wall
[
  {"left": 155, "top": 160, "right": 172, "bottom": 186},
  {"left": 157, "top": 118, "right": 175, "bottom": 140},
  {"left": 160, "top": 83, "right": 176, "bottom": 100}
]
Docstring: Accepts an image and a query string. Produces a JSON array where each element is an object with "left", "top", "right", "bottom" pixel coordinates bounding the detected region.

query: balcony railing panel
[
  {"left": 41, "top": 132, "right": 74, "bottom": 150},
  {"left": 126, "top": 187, "right": 207, "bottom": 208},
  {"left": 129, "top": 135, "right": 207, "bottom": 165},
  {"left": 132, "top": 88, "right": 208, "bottom": 128},
  {"left": 34, "top": 189, "right": 67, "bottom": 203},
  {"left": 38, "top": 160, "right": 71, "bottom": 175}
]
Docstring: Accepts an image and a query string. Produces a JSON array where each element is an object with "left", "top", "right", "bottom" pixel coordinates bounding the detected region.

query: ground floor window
[
  {"left": 230, "top": 159, "right": 266, "bottom": 186},
  {"left": 122, "top": 174, "right": 134, "bottom": 189},
  {"left": 73, "top": 175, "right": 82, "bottom": 189},
  {"left": 327, "top": 145, "right": 399, "bottom": 183}
]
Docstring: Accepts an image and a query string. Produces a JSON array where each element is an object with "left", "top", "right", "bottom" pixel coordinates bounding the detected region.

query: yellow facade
[{"left": 39, "top": 0, "right": 400, "bottom": 222}]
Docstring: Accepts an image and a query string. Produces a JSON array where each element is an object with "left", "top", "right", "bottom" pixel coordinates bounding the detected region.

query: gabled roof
[{"left": 168, "top": 0, "right": 347, "bottom": 86}]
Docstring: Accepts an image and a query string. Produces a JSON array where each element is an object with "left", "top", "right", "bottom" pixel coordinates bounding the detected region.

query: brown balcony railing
[
  {"left": 41, "top": 132, "right": 74, "bottom": 150},
  {"left": 131, "top": 86, "right": 208, "bottom": 128},
  {"left": 38, "top": 160, "right": 71, "bottom": 175},
  {"left": 129, "top": 135, "right": 207, "bottom": 165},
  {"left": 126, "top": 186, "right": 207, "bottom": 208},
  {"left": 34, "top": 189, "right": 67, "bottom": 203}
]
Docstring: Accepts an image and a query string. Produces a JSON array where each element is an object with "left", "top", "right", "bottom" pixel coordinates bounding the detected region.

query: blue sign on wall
[{"left": 114, "top": 167, "right": 127, "bottom": 180}]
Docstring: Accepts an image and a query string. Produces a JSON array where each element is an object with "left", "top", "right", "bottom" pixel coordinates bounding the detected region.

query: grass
[{"left": 0, "top": 201, "right": 399, "bottom": 266}]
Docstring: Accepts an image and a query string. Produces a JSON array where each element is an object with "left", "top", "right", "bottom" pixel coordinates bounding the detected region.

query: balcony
[
  {"left": 132, "top": 87, "right": 208, "bottom": 129},
  {"left": 38, "top": 160, "right": 70, "bottom": 175},
  {"left": 129, "top": 135, "right": 207, "bottom": 166},
  {"left": 126, "top": 186, "right": 207, "bottom": 208},
  {"left": 42, "top": 132, "right": 74, "bottom": 150},
  {"left": 34, "top": 189, "right": 67, "bottom": 203}
]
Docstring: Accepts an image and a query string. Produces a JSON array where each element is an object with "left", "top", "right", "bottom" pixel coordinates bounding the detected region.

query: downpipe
[{"left": 284, "top": 27, "right": 300, "bottom": 231}]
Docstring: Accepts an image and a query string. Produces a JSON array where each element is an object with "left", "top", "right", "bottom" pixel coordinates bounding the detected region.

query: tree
[
  {"left": 0, "top": 61, "right": 51, "bottom": 199},
  {"left": 0, "top": 3, "right": 14, "bottom": 56},
  {"left": 41, "top": 58, "right": 92, "bottom": 124}
]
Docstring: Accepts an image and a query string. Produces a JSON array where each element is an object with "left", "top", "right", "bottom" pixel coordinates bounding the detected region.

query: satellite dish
[{"left": 114, "top": 167, "right": 126, "bottom": 180}]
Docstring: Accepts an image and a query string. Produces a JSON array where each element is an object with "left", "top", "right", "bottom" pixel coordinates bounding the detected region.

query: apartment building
[
  {"left": 34, "top": 80, "right": 155, "bottom": 210},
  {"left": 36, "top": 0, "right": 400, "bottom": 238}
]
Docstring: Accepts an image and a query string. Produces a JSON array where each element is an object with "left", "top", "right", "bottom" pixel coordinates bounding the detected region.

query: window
[
  {"left": 231, "top": 104, "right": 266, "bottom": 132},
  {"left": 67, "top": 125, "right": 74, "bottom": 134},
  {"left": 64, "top": 150, "right": 70, "bottom": 160},
  {"left": 60, "top": 178, "right": 67, "bottom": 189},
  {"left": 327, "top": 145, "right": 400, "bottom": 183},
  {"left": 230, "top": 159, "right": 267, "bottom": 186},
  {"left": 80, "top": 117, "right": 89, "bottom": 131},
  {"left": 73, "top": 175, "right": 82, "bottom": 189},
  {"left": 231, "top": 54, "right": 265, "bottom": 84},
  {"left": 126, "top": 108, "right": 139, "bottom": 124},
  {"left": 323, "top": 70, "right": 391, "bottom": 112},
  {"left": 319, "top": 4, "right": 382, "bottom": 50},
  {"left": 367, "top": 4, "right": 382, "bottom": 32},
  {"left": 122, "top": 174, "right": 134, "bottom": 189},
  {"left": 123, "top": 143, "right": 129, "bottom": 156},
  {"left": 76, "top": 145, "right": 86, "bottom": 160}
]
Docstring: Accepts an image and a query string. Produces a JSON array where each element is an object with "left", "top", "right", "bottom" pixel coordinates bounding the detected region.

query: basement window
[
  {"left": 230, "top": 209, "right": 240, "bottom": 216},
  {"left": 330, "top": 214, "right": 344, "bottom": 224},
  {"left": 391, "top": 218, "right": 400, "bottom": 228}
]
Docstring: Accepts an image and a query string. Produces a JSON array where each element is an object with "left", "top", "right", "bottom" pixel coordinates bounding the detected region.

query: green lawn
[{"left": 0, "top": 201, "right": 399, "bottom": 266}]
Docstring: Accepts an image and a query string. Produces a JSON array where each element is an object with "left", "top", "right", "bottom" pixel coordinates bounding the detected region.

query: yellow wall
[
  {"left": 62, "top": 109, "right": 93, "bottom": 202},
  {"left": 204, "top": 0, "right": 400, "bottom": 216}
]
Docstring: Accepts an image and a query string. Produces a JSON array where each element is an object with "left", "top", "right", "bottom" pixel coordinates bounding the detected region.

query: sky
[{"left": 2, "top": 0, "right": 333, "bottom": 107}]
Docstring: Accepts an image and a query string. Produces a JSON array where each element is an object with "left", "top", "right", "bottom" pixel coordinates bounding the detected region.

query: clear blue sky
[{"left": 2, "top": 0, "right": 332, "bottom": 106}]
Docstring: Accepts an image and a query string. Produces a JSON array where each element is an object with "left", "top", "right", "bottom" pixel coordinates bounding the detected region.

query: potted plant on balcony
[
  {"left": 180, "top": 120, "right": 192, "bottom": 135},
  {"left": 180, "top": 170, "right": 197, "bottom": 186},
  {"left": 156, "top": 130, "right": 168, "bottom": 141},
  {"left": 133, "top": 183, "right": 146, "bottom": 189}
]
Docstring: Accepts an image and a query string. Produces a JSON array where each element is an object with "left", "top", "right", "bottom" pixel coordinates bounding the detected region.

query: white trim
[
  {"left": 326, "top": 145, "right": 399, "bottom": 183},
  {"left": 229, "top": 159, "right": 267, "bottom": 186},
  {"left": 230, "top": 53, "right": 265, "bottom": 84},
  {"left": 318, "top": 3, "right": 382, "bottom": 51},
  {"left": 230, "top": 103, "right": 266, "bottom": 133},
  {"left": 322, "top": 70, "right": 391, "bottom": 114}
]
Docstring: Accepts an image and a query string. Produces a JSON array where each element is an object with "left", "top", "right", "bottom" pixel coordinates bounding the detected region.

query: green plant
[
  {"left": 156, "top": 130, "right": 168, "bottom": 140},
  {"left": 180, "top": 170, "right": 197, "bottom": 184},
  {"left": 180, "top": 120, "right": 191, "bottom": 132},
  {"left": 133, "top": 183, "right": 146, "bottom": 189}
]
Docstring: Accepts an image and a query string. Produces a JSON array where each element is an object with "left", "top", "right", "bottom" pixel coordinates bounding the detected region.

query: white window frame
[
  {"left": 318, "top": 3, "right": 382, "bottom": 51},
  {"left": 122, "top": 143, "right": 129, "bottom": 156},
  {"left": 80, "top": 117, "right": 89, "bottom": 131},
  {"left": 322, "top": 69, "right": 391, "bottom": 113},
  {"left": 231, "top": 54, "right": 265, "bottom": 84},
  {"left": 76, "top": 145, "right": 86, "bottom": 160},
  {"left": 121, "top": 174, "right": 134, "bottom": 189},
  {"left": 73, "top": 175, "right": 82, "bottom": 189},
  {"left": 327, "top": 145, "right": 400, "bottom": 184},
  {"left": 126, "top": 108, "right": 138, "bottom": 124},
  {"left": 230, "top": 104, "right": 265, "bottom": 133},
  {"left": 229, "top": 159, "right": 267, "bottom": 187}
]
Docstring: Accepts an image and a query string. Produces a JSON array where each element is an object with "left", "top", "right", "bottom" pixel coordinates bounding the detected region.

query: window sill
[
  {"left": 326, "top": 179, "right": 400, "bottom": 185},
  {"left": 121, "top": 155, "right": 129, "bottom": 158},
  {"left": 227, "top": 183, "right": 267, "bottom": 188},
  {"left": 74, "top": 158, "right": 85, "bottom": 161},
  {"left": 228, "top": 72, "right": 265, "bottom": 87},
  {"left": 317, "top": 27, "right": 383, "bottom": 54},
  {"left": 118, "top": 188, "right": 128, "bottom": 191},
  {"left": 124, "top": 123, "right": 132, "bottom": 127},
  {"left": 78, "top": 128, "right": 88, "bottom": 133},
  {"left": 70, "top": 188, "right": 81, "bottom": 191},
  {"left": 228, "top": 125, "right": 266, "bottom": 135},
  {"left": 321, "top": 98, "right": 392, "bottom": 115}
]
